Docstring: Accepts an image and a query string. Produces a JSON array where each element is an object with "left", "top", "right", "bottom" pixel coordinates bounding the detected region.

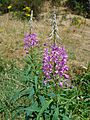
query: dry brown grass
[{"left": 0, "top": 7, "right": 90, "bottom": 66}]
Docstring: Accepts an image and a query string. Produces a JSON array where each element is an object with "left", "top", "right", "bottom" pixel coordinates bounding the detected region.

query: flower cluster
[
  {"left": 24, "top": 33, "right": 38, "bottom": 53},
  {"left": 43, "top": 44, "right": 69, "bottom": 84}
]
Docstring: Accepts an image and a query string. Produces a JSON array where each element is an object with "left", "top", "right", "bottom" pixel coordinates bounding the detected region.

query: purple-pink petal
[
  {"left": 43, "top": 44, "right": 69, "bottom": 85},
  {"left": 24, "top": 33, "right": 38, "bottom": 53}
]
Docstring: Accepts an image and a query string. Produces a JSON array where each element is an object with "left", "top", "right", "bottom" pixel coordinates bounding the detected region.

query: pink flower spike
[
  {"left": 64, "top": 74, "right": 69, "bottom": 79},
  {"left": 24, "top": 33, "right": 38, "bottom": 52},
  {"left": 42, "top": 44, "right": 69, "bottom": 86},
  {"left": 59, "top": 82, "right": 63, "bottom": 87}
]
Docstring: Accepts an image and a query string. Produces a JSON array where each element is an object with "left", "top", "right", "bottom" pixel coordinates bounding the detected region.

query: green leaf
[
  {"left": 12, "top": 102, "right": 40, "bottom": 119},
  {"left": 62, "top": 114, "right": 70, "bottom": 120},
  {"left": 25, "top": 101, "right": 40, "bottom": 116},
  {"left": 25, "top": 65, "right": 32, "bottom": 75},
  {"left": 47, "top": 92, "right": 56, "bottom": 98},
  {"left": 39, "top": 95, "right": 46, "bottom": 106},
  {"left": 52, "top": 107, "right": 59, "bottom": 120},
  {"left": 0, "top": 108, "right": 4, "bottom": 113},
  {"left": 11, "top": 87, "right": 35, "bottom": 102},
  {"left": 37, "top": 99, "right": 53, "bottom": 120},
  {"left": 20, "top": 87, "right": 34, "bottom": 97},
  {"left": 28, "top": 87, "right": 34, "bottom": 98},
  {"left": 34, "top": 76, "right": 38, "bottom": 90}
]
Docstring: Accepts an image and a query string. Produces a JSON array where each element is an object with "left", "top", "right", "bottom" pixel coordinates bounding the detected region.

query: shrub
[
  {"left": 67, "top": 0, "right": 90, "bottom": 17},
  {"left": 0, "top": 0, "right": 45, "bottom": 17}
]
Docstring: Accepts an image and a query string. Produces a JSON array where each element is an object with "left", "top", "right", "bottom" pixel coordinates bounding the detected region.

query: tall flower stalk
[
  {"left": 24, "top": 10, "right": 38, "bottom": 54},
  {"left": 43, "top": 8, "right": 69, "bottom": 87},
  {"left": 29, "top": 10, "right": 33, "bottom": 34},
  {"left": 43, "top": 45, "right": 69, "bottom": 86},
  {"left": 49, "top": 8, "right": 61, "bottom": 44}
]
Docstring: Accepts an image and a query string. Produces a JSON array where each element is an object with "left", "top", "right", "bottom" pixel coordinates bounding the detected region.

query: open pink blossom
[
  {"left": 24, "top": 33, "right": 38, "bottom": 53},
  {"left": 42, "top": 44, "right": 69, "bottom": 86}
]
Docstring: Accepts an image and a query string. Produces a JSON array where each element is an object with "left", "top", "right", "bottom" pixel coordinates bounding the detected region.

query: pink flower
[
  {"left": 42, "top": 44, "right": 69, "bottom": 86},
  {"left": 63, "top": 74, "right": 69, "bottom": 79},
  {"left": 24, "top": 33, "right": 38, "bottom": 53},
  {"left": 59, "top": 82, "right": 63, "bottom": 87}
]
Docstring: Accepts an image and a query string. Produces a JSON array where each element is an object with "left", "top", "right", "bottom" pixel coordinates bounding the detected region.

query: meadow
[{"left": 0, "top": 3, "right": 90, "bottom": 120}]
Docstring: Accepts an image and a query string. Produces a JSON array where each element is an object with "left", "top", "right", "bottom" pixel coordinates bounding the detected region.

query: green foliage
[
  {"left": 67, "top": 0, "right": 90, "bottom": 17},
  {"left": 0, "top": 47, "right": 90, "bottom": 119},
  {"left": 0, "top": 0, "right": 45, "bottom": 17},
  {"left": 71, "top": 17, "right": 83, "bottom": 27},
  {"left": 0, "top": 0, "right": 89, "bottom": 17}
]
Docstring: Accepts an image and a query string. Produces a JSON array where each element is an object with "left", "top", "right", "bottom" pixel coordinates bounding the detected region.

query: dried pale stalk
[
  {"left": 29, "top": 10, "right": 33, "bottom": 33},
  {"left": 49, "top": 8, "right": 61, "bottom": 44}
]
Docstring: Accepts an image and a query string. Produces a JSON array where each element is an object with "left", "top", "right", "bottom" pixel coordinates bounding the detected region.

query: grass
[
  {"left": 0, "top": 8, "right": 90, "bottom": 64},
  {"left": 0, "top": 6, "right": 90, "bottom": 120}
]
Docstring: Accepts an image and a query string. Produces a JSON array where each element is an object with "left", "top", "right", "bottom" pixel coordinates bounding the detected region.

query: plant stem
[{"left": 29, "top": 10, "right": 33, "bottom": 34}]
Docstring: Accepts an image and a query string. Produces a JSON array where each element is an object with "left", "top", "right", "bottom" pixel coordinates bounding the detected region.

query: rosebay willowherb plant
[
  {"left": 43, "top": 9, "right": 69, "bottom": 87},
  {"left": 24, "top": 10, "right": 38, "bottom": 54}
]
